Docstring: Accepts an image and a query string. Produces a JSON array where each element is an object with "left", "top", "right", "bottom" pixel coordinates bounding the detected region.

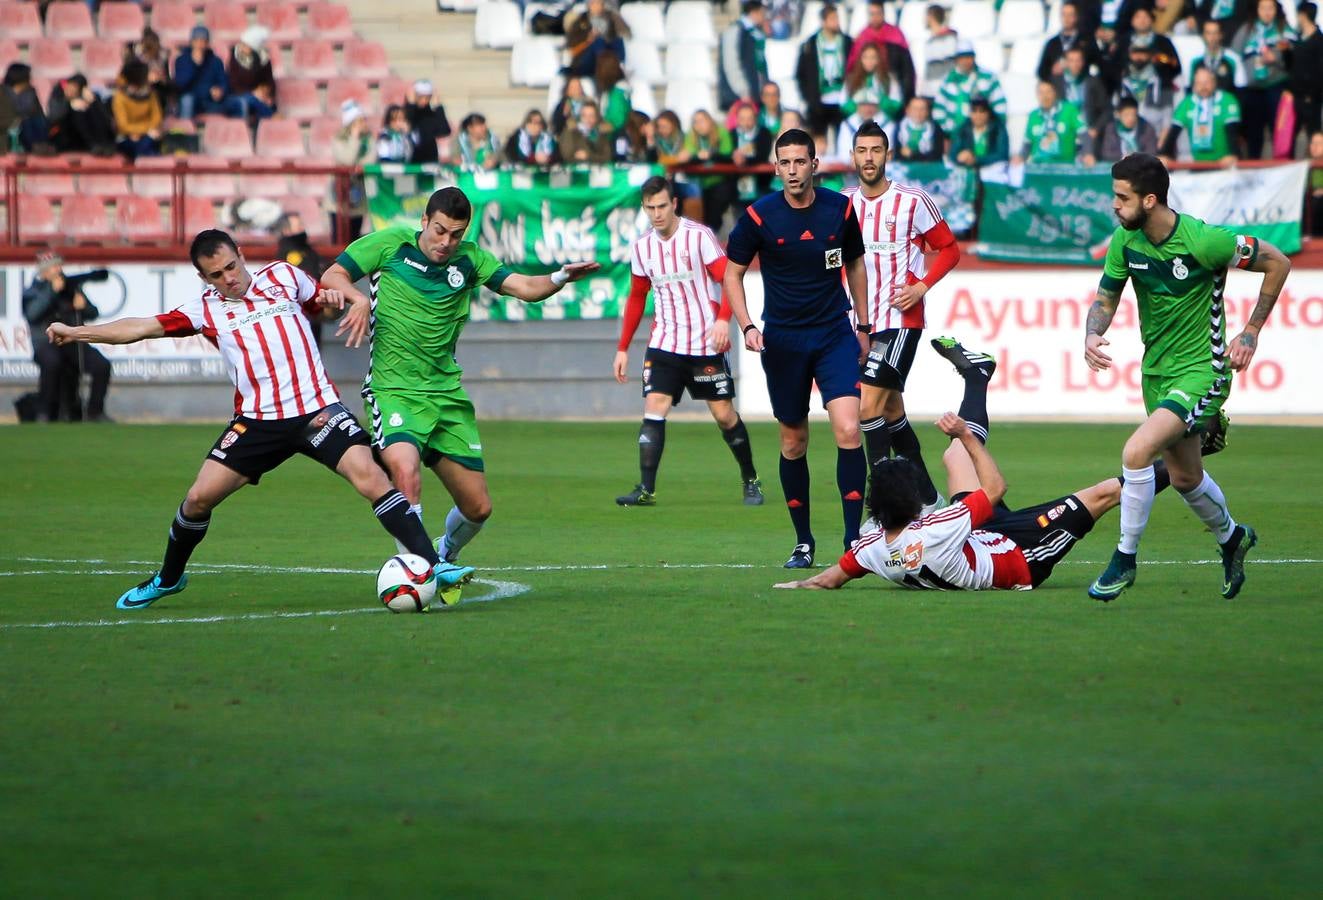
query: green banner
[
  {"left": 818, "top": 161, "right": 979, "bottom": 233},
  {"left": 975, "top": 165, "right": 1117, "bottom": 265},
  {"left": 364, "top": 164, "right": 660, "bottom": 320}
]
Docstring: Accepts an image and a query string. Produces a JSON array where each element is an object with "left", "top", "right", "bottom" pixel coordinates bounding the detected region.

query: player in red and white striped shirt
[
  {"left": 46, "top": 230, "right": 472, "bottom": 609},
  {"left": 776, "top": 343, "right": 1173, "bottom": 593},
  {"left": 845, "top": 121, "right": 962, "bottom": 515},
  {"left": 612, "top": 176, "right": 762, "bottom": 507}
]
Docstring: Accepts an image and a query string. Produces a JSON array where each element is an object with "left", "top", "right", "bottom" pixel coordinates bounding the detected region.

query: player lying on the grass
[
  {"left": 320, "top": 188, "right": 600, "bottom": 590},
  {"left": 45, "top": 230, "right": 474, "bottom": 610},
  {"left": 1084, "top": 152, "right": 1288, "bottom": 602},
  {"left": 775, "top": 338, "right": 1177, "bottom": 592},
  {"left": 612, "top": 175, "right": 763, "bottom": 507}
]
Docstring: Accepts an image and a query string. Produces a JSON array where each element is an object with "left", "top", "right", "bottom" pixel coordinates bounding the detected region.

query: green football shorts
[
  {"left": 1142, "top": 367, "right": 1231, "bottom": 435},
  {"left": 364, "top": 386, "right": 485, "bottom": 471}
]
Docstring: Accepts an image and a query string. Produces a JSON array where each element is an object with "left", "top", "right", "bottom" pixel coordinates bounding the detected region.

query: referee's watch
[{"left": 856, "top": 322, "right": 872, "bottom": 335}]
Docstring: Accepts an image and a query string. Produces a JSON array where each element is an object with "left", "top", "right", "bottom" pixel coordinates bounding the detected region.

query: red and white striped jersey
[
  {"left": 630, "top": 218, "right": 725, "bottom": 356},
  {"left": 156, "top": 261, "right": 340, "bottom": 420},
  {"left": 840, "top": 490, "right": 1033, "bottom": 591},
  {"left": 843, "top": 182, "right": 944, "bottom": 331}
]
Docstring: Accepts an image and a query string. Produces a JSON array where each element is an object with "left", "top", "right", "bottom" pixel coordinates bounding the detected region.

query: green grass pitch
[{"left": 1, "top": 420, "right": 1320, "bottom": 897}]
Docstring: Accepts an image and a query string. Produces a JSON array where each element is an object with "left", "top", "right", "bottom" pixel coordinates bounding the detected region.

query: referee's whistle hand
[{"left": 743, "top": 327, "right": 764, "bottom": 353}]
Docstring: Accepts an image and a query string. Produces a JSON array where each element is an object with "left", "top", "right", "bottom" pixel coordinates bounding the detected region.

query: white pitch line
[{"left": 0, "top": 578, "right": 531, "bottom": 630}]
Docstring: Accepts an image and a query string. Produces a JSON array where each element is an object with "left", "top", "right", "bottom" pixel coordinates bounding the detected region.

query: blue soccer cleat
[
  {"left": 433, "top": 560, "right": 475, "bottom": 587},
  {"left": 1220, "top": 524, "right": 1257, "bottom": 599},
  {"left": 116, "top": 572, "right": 188, "bottom": 610},
  {"left": 784, "top": 543, "right": 815, "bottom": 569},
  {"left": 1088, "top": 550, "right": 1137, "bottom": 602}
]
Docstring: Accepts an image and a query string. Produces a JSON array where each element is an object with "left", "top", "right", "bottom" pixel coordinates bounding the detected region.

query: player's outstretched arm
[
  {"left": 321, "top": 262, "right": 373, "bottom": 348},
  {"left": 937, "top": 413, "right": 1007, "bottom": 506},
  {"left": 722, "top": 260, "right": 763, "bottom": 352},
  {"left": 46, "top": 316, "right": 164, "bottom": 347},
  {"left": 774, "top": 564, "right": 855, "bottom": 590},
  {"left": 1228, "top": 238, "right": 1291, "bottom": 371},
  {"left": 498, "top": 262, "right": 602, "bottom": 302},
  {"left": 1083, "top": 286, "right": 1121, "bottom": 371}
]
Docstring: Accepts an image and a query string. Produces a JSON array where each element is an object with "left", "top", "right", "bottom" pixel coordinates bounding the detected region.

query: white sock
[
  {"left": 1118, "top": 464, "right": 1156, "bottom": 555},
  {"left": 1178, "top": 472, "right": 1237, "bottom": 544},
  {"left": 393, "top": 503, "right": 424, "bottom": 554},
  {"left": 441, "top": 505, "right": 484, "bottom": 562}
]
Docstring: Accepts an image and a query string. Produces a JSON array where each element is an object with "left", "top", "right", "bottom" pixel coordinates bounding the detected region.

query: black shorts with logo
[
  {"left": 954, "top": 492, "right": 1098, "bottom": 588},
  {"left": 861, "top": 327, "right": 922, "bottom": 391},
  {"left": 642, "top": 347, "right": 735, "bottom": 404},
  {"left": 206, "top": 401, "right": 370, "bottom": 484}
]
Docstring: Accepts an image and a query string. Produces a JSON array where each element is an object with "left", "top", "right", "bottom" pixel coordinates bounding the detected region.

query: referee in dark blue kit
[{"left": 724, "top": 128, "right": 872, "bottom": 568}]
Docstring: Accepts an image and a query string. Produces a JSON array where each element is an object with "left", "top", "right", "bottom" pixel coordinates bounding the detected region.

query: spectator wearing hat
[
  {"left": 112, "top": 59, "right": 163, "bottom": 160},
  {"left": 933, "top": 40, "right": 1007, "bottom": 137},
  {"left": 1119, "top": 7, "right": 1182, "bottom": 85},
  {"left": 505, "top": 109, "right": 557, "bottom": 164},
  {"left": 1116, "top": 31, "right": 1179, "bottom": 139},
  {"left": 328, "top": 100, "right": 375, "bottom": 240},
  {"left": 173, "top": 26, "right": 229, "bottom": 119},
  {"left": 1089, "top": 96, "right": 1159, "bottom": 163},
  {"left": 22, "top": 252, "right": 113, "bottom": 423},
  {"left": 846, "top": 1, "right": 916, "bottom": 99},
  {"left": 1052, "top": 45, "right": 1110, "bottom": 139},
  {"left": 718, "top": 1, "right": 770, "bottom": 110},
  {"left": 226, "top": 26, "right": 277, "bottom": 121},
  {"left": 796, "top": 4, "right": 852, "bottom": 142},
  {"left": 949, "top": 96, "right": 1009, "bottom": 167},
  {"left": 405, "top": 79, "right": 453, "bottom": 164}
]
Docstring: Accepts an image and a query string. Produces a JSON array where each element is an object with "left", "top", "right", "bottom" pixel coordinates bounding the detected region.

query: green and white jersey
[
  {"left": 1024, "top": 101, "right": 1083, "bottom": 163},
  {"left": 1171, "top": 90, "right": 1240, "bottom": 161},
  {"left": 336, "top": 225, "right": 512, "bottom": 394},
  {"left": 1099, "top": 215, "right": 1256, "bottom": 375}
]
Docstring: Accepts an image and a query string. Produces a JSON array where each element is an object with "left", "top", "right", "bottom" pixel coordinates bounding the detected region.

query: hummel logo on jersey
[
  {"left": 800, "top": 229, "right": 815, "bottom": 241},
  {"left": 1128, "top": 261, "right": 1148, "bottom": 270},
  {"left": 403, "top": 257, "right": 429, "bottom": 273}
]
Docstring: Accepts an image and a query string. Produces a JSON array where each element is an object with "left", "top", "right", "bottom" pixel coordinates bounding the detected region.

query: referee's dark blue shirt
[{"left": 725, "top": 187, "right": 865, "bottom": 328}]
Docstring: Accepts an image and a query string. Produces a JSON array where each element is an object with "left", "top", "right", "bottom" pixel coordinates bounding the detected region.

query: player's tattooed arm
[
  {"left": 46, "top": 316, "right": 164, "bottom": 346},
  {"left": 1083, "top": 286, "right": 1120, "bottom": 372},
  {"left": 774, "top": 564, "right": 855, "bottom": 590},
  {"left": 1229, "top": 238, "right": 1291, "bottom": 371}
]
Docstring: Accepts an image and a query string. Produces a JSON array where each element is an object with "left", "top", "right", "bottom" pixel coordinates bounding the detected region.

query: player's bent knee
[
  {"left": 1169, "top": 470, "right": 1202, "bottom": 493},
  {"left": 462, "top": 496, "right": 493, "bottom": 522}
]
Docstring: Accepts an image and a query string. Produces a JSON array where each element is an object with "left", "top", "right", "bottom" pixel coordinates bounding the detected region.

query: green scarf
[{"left": 816, "top": 33, "right": 845, "bottom": 94}]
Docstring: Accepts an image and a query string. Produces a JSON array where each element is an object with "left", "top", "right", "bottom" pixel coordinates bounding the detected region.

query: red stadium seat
[
  {"left": 97, "top": 3, "right": 147, "bottom": 42},
  {"left": 256, "top": 3, "right": 302, "bottom": 43},
  {"left": 184, "top": 195, "right": 218, "bottom": 232},
  {"left": 20, "top": 168, "right": 75, "bottom": 197},
  {"left": 306, "top": 116, "right": 340, "bottom": 155},
  {"left": 28, "top": 38, "right": 75, "bottom": 78},
  {"left": 290, "top": 40, "right": 338, "bottom": 81},
  {"left": 204, "top": 3, "right": 248, "bottom": 43},
  {"left": 60, "top": 194, "right": 115, "bottom": 241},
  {"left": 184, "top": 155, "right": 239, "bottom": 197},
  {"left": 82, "top": 38, "right": 126, "bottom": 83},
  {"left": 344, "top": 40, "right": 389, "bottom": 81},
  {"left": 377, "top": 76, "right": 412, "bottom": 108},
  {"left": 306, "top": 2, "right": 354, "bottom": 43},
  {"left": 278, "top": 195, "right": 328, "bottom": 240},
  {"left": 78, "top": 169, "right": 132, "bottom": 197},
  {"left": 0, "top": 39, "right": 20, "bottom": 63},
  {"left": 148, "top": 1, "right": 199, "bottom": 46},
  {"left": 116, "top": 194, "right": 168, "bottom": 240},
  {"left": 201, "top": 117, "right": 254, "bottom": 159},
  {"left": 44, "top": 1, "right": 96, "bottom": 42},
  {"left": 325, "top": 78, "right": 371, "bottom": 116},
  {"left": 266, "top": 41, "right": 287, "bottom": 78},
  {"left": 240, "top": 171, "right": 289, "bottom": 198},
  {"left": 276, "top": 79, "right": 322, "bottom": 120},
  {"left": 290, "top": 172, "right": 329, "bottom": 197},
  {"left": 0, "top": 3, "right": 43, "bottom": 43},
  {"left": 254, "top": 118, "right": 306, "bottom": 160},
  {"left": 130, "top": 157, "right": 180, "bottom": 199},
  {"left": 17, "top": 195, "right": 59, "bottom": 242}
]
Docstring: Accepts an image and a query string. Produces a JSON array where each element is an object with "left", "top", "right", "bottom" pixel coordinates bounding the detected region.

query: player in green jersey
[
  {"left": 321, "top": 188, "right": 599, "bottom": 592},
  {"left": 1083, "top": 154, "right": 1291, "bottom": 602}
]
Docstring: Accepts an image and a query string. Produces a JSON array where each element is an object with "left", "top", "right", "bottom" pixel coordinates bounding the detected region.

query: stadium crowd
[{"left": 2, "top": 0, "right": 1322, "bottom": 239}]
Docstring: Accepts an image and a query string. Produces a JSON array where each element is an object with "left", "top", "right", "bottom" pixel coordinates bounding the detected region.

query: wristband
[
  {"left": 742, "top": 322, "right": 758, "bottom": 335},
  {"left": 550, "top": 269, "right": 569, "bottom": 287},
  {"left": 856, "top": 322, "right": 872, "bottom": 334}
]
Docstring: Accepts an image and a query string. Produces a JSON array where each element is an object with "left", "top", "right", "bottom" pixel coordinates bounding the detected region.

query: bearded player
[
  {"left": 612, "top": 176, "right": 763, "bottom": 507},
  {"left": 1084, "top": 153, "right": 1290, "bottom": 602},
  {"left": 844, "top": 121, "right": 963, "bottom": 514}
]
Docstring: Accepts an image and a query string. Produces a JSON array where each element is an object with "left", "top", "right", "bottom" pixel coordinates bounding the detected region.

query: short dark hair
[
  {"left": 425, "top": 186, "right": 473, "bottom": 222},
  {"left": 774, "top": 127, "right": 815, "bottom": 159},
  {"left": 821, "top": 2, "right": 838, "bottom": 21},
  {"left": 927, "top": 4, "right": 947, "bottom": 24},
  {"left": 867, "top": 459, "right": 925, "bottom": 529},
  {"left": 1116, "top": 95, "right": 1139, "bottom": 111},
  {"left": 1300, "top": 1, "right": 1317, "bottom": 24},
  {"left": 852, "top": 119, "right": 889, "bottom": 149},
  {"left": 190, "top": 229, "right": 239, "bottom": 270},
  {"left": 640, "top": 175, "right": 676, "bottom": 201},
  {"left": 969, "top": 96, "right": 992, "bottom": 113},
  {"left": 460, "top": 112, "right": 487, "bottom": 131},
  {"left": 1112, "top": 152, "right": 1169, "bottom": 205},
  {"left": 741, "top": 0, "right": 764, "bottom": 14}
]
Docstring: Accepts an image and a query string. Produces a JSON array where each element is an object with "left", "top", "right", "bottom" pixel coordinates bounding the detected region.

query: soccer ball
[{"left": 376, "top": 554, "right": 437, "bottom": 613}]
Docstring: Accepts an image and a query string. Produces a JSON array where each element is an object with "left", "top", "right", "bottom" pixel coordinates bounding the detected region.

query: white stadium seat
[
  {"left": 665, "top": 2, "right": 717, "bottom": 48},
  {"left": 795, "top": 1, "right": 824, "bottom": 43},
  {"left": 765, "top": 38, "right": 800, "bottom": 84},
  {"left": 510, "top": 36, "right": 562, "bottom": 87},
  {"left": 625, "top": 40, "right": 665, "bottom": 86},
  {"left": 1000, "top": 72, "right": 1040, "bottom": 115},
  {"left": 665, "top": 78, "right": 718, "bottom": 125},
  {"left": 847, "top": 4, "right": 869, "bottom": 37},
  {"left": 620, "top": 2, "right": 665, "bottom": 44},
  {"left": 974, "top": 36, "right": 1006, "bottom": 72},
  {"left": 997, "top": 0, "right": 1047, "bottom": 41},
  {"left": 1007, "top": 35, "right": 1045, "bottom": 75},
  {"left": 1006, "top": 112, "right": 1028, "bottom": 153},
  {"left": 629, "top": 80, "right": 658, "bottom": 117},
  {"left": 951, "top": 1, "right": 997, "bottom": 40},
  {"left": 666, "top": 42, "right": 717, "bottom": 84},
  {"left": 1171, "top": 35, "right": 1205, "bottom": 79},
  {"left": 438, "top": 0, "right": 479, "bottom": 11},
  {"left": 475, "top": 1, "right": 523, "bottom": 50}
]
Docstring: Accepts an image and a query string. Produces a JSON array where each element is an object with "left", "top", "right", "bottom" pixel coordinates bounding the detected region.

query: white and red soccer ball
[{"left": 376, "top": 554, "right": 437, "bottom": 612}]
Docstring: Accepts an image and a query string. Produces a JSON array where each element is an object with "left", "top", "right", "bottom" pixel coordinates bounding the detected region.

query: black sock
[
  {"left": 160, "top": 503, "right": 210, "bottom": 586},
  {"left": 861, "top": 415, "right": 892, "bottom": 468},
  {"left": 1152, "top": 460, "right": 1172, "bottom": 494},
  {"left": 639, "top": 417, "right": 666, "bottom": 492},
  {"left": 720, "top": 417, "right": 758, "bottom": 481},
  {"left": 779, "top": 454, "right": 814, "bottom": 548},
  {"left": 888, "top": 417, "right": 938, "bottom": 504},
  {"left": 958, "top": 375, "right": 991, "bottom": 445},
  {"left": 837, "top": 446, "right": 867, "bottom": 547},
  {"left": 374, "top": 490, "right": 440, "bottom": 565}
]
